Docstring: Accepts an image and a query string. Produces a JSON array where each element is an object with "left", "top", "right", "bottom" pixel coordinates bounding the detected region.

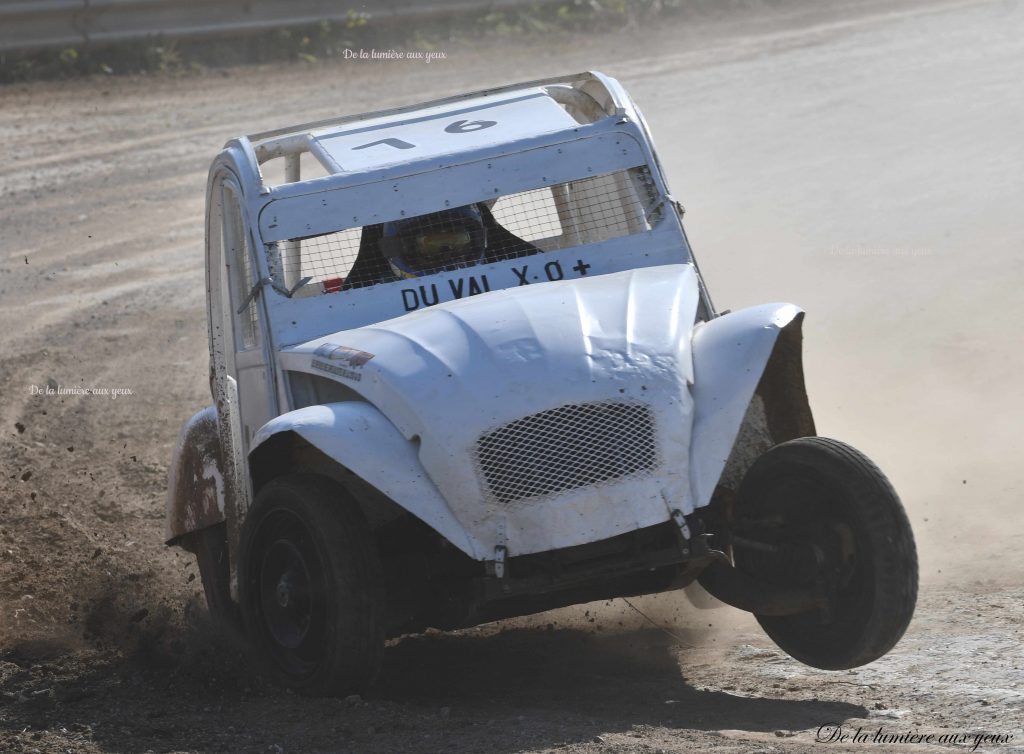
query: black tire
[
  {"left": 187, "top": 522, "right": 241, "bottom": 631},
  {"left": 732, "top": 437, "right": 917, "bottom": 670},
  {"left": 238, "top": 474, "right": 385, "bottom": 695}
]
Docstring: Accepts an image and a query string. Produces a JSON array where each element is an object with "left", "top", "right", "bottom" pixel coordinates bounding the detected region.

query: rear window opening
[{"left": 259, "top": 148, "right": 332, "bottom": 187}]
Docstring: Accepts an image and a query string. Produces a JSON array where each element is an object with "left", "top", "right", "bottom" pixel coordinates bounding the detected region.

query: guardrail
[{"left": 0, "top": 0, "right": 540, "bottom": 54}]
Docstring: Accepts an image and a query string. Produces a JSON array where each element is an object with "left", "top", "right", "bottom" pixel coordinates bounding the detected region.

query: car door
[
  {"left": 218, "top": 175, "right": 277, "bottom": 451},
  {"left": 207, "top": 169, "right": 278, "bottom": 530}
]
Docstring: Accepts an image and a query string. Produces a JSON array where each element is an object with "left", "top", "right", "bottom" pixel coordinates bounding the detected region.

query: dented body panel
[
  {"left": 162, "top": 70, "right": 924, "bottom": 686},
  {"left": 252, "top": 401, "right": 482, "bottom": 557},
  {"left": 261, "top": 265, "right": 703, "bottom": 558},
  {"left": 689, "top": 303, "right": 807, "bottom": 506},
  {"left": 167, "top": 70, "right": 819, "bottom": 624},
  {"left": 249, "top": 265, "right": 813, "bottom": 560}
]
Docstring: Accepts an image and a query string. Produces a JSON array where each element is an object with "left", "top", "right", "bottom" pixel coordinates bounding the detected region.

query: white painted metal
[
  {"left": 252, "top": 401, "right": 484, "bottom": 558},
  {"left": 248, "top": 72, "right": 614, "bottom": 147},
  {"left": 250, "top": 87, "right": 680, "bottom": 347},
  {"left": 258, "top": 132, "right": 650, "bottom": 243},
  {"left": 264, "top": 228, "right": 687, "bottom": 349},
  {"left": 688, "top": 303, "right": 804, "bottom": 508},
  {"left": 311, "top": 91, "right": 578, "bottom": 173},
  {"left": 174, "top": 72, "right": 807, "bottom": 569},
  {"left": 259, "top": 265, "right": 715, "bottom": 558},
  {"left": 205, "top": 167, "right": 256, "bottom": 583},
  {"left": 221, "top": 179, "right": 279, "bottom": 452}
]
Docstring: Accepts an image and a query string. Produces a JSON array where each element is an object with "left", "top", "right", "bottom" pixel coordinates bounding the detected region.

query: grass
[{"left": 0, "top": 0, "right": 754, "bottom": 84}]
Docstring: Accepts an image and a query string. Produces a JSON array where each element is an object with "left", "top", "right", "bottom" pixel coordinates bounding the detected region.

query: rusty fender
[{"left": 165, "top": 405, "right": 226, "bottom": 545}]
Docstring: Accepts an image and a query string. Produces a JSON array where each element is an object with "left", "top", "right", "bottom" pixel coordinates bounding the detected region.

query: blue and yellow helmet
[{"left": 380, "top": 204, "right": 488, "bottom": 278}]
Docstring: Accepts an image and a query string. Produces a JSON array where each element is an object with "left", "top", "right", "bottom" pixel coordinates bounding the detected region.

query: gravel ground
[{"left": 1, "top": 0, "right": 1022, "bottom": 751}]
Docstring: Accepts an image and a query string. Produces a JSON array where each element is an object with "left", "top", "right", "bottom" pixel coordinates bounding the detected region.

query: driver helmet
[{"left": 380, "top": 204, "right": 487, "bottom": 278}]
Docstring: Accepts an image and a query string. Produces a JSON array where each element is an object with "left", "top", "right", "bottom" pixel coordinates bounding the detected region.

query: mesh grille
[
  {"left": 475, "top": 401, "right": 659, "bottom": 506},
  {"left": 271, "top": 167, "right": 658, "bottom": 295}
]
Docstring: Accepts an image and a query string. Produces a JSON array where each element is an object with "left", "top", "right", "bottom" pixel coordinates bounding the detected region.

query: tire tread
[
  {"left": 740, "top": 437, "right": 918, "bottom": 669},
  {"left": 239, "top": 473, "right": 385, "bottom": 696}
]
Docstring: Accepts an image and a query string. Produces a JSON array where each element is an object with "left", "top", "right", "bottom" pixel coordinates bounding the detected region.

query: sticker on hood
[
  {"left": 313, "top": 343, "right": 375, "bottom": 366},
  {"left": 312, "top": 343, "right": 375, "bottom": 381}
]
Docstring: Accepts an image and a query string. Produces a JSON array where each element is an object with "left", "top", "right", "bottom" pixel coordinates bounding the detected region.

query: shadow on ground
[{"left": 1, "top": 618, "right": 867, "bottom": 754}]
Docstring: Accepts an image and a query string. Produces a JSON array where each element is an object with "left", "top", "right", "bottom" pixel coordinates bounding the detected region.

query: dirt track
[{"left": 1, "top": 0, "right": 1022, "bottom": 752}]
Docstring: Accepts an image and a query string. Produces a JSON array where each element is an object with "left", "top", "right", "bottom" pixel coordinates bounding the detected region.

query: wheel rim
[
  {"left": 736, "top": 474, "right": 867, "bottom": 623},
  {"left": 249, "top": 509, "right": 330, "bottom": 678},
  {"left": 729, "top": 440, "right": 917, "bottom": 669},
  {"left": 260, "top": 539, "right": 314, "bottom": 649}
]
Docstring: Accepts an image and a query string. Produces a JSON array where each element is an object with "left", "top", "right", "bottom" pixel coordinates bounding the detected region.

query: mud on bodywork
[{"left": 165, "top": 405, "right": 226, "bottom": 545}]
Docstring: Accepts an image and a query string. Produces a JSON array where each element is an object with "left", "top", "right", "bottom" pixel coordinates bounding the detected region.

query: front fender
[
  {"left": 689, "top": 304, "right": 815, "bottom": 507},
  {"left": 250, "top": 402, "right": 484, "bottom": 559},
  {"left": 165, "top": 405, "right": 226, "bottom": 544}
]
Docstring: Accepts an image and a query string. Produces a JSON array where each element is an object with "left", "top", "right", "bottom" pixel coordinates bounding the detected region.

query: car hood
[{"left": 278, "top": 264, "right": 702, "bottom": 551}]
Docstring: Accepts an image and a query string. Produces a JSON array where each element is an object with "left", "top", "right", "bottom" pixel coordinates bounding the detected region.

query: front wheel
[
  {"left": 732, "top": 437, "right": 917, "bottom": 669},
  {"left": 238, "top": 474, "right": 385, "bottom": 695}
]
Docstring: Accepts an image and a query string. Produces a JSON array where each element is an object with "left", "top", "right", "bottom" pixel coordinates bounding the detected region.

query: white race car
[{"left": 166, "top": 71, "right": 918, "bottom": 695}]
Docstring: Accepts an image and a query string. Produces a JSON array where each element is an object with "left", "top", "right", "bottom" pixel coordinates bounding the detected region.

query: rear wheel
[
  {"left": 732, "top": 437, "right": 917, "bottom": 669},
  {"left": 187, "top": 522, "right": 241, "bottom": 630},
  {"left": 238, "top": 474, "right": 385, "bottom": 695}
]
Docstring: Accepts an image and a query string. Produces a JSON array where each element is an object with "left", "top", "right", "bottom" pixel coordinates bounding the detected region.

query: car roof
[
  {"left": 307, "top": 88, "right": 578, "bottom": 174},
  {"left": 244, "top": 72, "right": 628, "bottom": 185}
]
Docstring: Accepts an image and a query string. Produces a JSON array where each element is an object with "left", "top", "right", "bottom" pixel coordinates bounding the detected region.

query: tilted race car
[{"left": 166, "top": 71, "right": 918, "bottom": 695}]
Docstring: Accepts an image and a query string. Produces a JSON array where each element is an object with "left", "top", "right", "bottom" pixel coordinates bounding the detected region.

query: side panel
[
  {"left": 220, "top": 178, "right": 279, "bottom": 452},
  {"left": 688, "top": 304, "right": 806, "bottom": 508},
  {"left": 250, "top": 402, "right": 484, "bottom": 559},
  {"left": 165, "top": 406, "right": 226, "bottom": 543},
  {"left": 205, "top": 163, "right": 256, "bottom": 587}
]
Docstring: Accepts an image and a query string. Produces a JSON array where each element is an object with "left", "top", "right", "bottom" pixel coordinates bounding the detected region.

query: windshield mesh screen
[{"left": 270, "top": 167, "right": 658, "bottom": 295}]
